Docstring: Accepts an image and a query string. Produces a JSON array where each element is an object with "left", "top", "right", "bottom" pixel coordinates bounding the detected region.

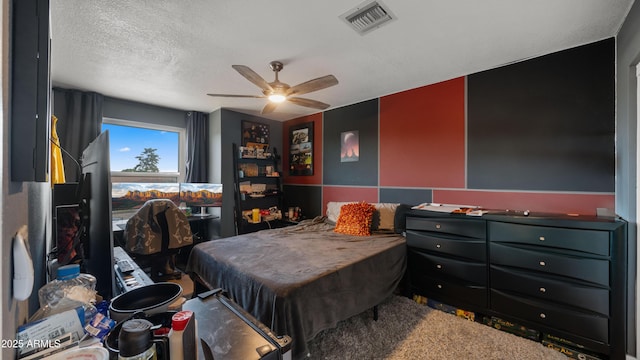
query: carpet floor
[{"left": 305, "top": 295, "right": 567, "bottom": 359}]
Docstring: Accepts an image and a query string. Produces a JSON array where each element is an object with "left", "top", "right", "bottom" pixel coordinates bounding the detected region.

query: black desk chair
[{"left": 122, "top": 199, "right": 193, "bottom": 281}]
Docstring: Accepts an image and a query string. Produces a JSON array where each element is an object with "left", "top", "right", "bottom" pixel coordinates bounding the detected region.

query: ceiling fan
[{"left": 207, "top": 61, "right": 338, "bottom": 114}]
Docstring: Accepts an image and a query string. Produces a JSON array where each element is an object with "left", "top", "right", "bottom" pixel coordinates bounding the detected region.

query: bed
[{"left": 185, "top": 203, "right": 408, "bottom": 359}]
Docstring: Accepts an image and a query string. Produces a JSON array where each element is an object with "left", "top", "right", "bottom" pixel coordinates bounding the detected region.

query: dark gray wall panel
[
  {"left": 380, "top": 188, "right": 432, "bottom": 206},
  {"left": 220, "top": 109, "right": 284, "bottom": 237},
  {"left": 283, "top": 185, "right": 322, "bottom": 218},
  {"left": 467, "top": 38, "right": 615, "bottom": 192},
  {"left": 103, "top": 96, "right": 186, "bottom": 128},
  {"left": 323, "top": 99, "right": 379, "bottom": 186}
]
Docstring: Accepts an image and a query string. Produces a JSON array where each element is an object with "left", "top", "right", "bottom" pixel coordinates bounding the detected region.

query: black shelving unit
[{"left": 232, "top": 143, "right": 291, "bottom": 235}]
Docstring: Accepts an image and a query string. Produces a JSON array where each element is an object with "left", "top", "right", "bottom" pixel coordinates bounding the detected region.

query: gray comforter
[{"left": 186, "top": 217, "right": 407, "bottom": 359}]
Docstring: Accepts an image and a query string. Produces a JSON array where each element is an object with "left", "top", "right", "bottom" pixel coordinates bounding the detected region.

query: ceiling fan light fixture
[
  {"left": 208, "top": 62, "right": 338, "bottom": 113},
  {"left": 268, "top": 93, "right": 287, "bottom": 103}
]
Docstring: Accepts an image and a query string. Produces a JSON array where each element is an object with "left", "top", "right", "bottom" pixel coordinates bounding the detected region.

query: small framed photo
[{"left": 289, "top": 122, "right": 313, "bottom": 176}]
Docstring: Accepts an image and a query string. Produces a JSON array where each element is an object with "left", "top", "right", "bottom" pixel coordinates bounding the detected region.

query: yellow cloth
[{"left": 51, "top": 115, "right": 66, "bottom": 185}]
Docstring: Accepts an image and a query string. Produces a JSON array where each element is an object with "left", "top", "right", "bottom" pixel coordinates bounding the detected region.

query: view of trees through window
[
  {"left": 122, "top": 147, "right": 160, "bottom": 172},
  {"left": 102, "top": 120, "right": 184, "bottom": 182}
]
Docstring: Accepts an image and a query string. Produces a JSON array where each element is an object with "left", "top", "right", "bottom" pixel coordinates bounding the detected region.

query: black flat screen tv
[{"left": 79, "top": 130, "right": 115, "bottom": 299}]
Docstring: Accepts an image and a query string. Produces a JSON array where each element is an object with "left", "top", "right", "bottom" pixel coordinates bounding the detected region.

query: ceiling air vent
[{"left": 340, "top": 0, "right": 396, "bottom": 35}]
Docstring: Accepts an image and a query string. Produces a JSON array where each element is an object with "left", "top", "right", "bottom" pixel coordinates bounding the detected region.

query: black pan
[{"left": 109, "top": 282, "right": 182, "bottom": 323}]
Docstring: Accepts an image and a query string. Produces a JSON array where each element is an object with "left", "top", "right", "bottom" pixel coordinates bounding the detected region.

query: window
[{"left": 102, "top": 118, "right": 186, "bottom": 183}]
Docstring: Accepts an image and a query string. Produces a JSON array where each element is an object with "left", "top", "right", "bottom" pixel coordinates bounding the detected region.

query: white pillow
[
  {"left": 326, "top": 202, "right": 399, "bottom": 231},
  {"left": 326, "top": 202, "right": 353, "bottom": 223}
]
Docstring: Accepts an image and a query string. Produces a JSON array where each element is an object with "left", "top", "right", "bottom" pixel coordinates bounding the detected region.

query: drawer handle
[
  {"left": 436, "top": 244, "right": 441, "bottom": 248},
  {"left": 539, "top": 236, "right": 545, "bottom": 241},
  {"left": 539, "top": 313, "right": 546, "bottom": 319},
  {"left": 539, "top": 287, "right": 546, "bottom": 293},
  {"left": 435, "top": 224, "right": 441, "bottom": 229},
  {"left": 539, "top": 261, "right": 546, "bottom": 266},
  {"left": 436, "top": 264, "right": 442, "bottom": 269}
]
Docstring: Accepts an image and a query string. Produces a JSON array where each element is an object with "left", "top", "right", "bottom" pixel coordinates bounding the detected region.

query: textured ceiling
[{"left": 50, "top": 0, "right": 634, "bottom": 121}]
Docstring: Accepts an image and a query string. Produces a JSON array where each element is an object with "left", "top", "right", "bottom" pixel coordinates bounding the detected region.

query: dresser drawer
[
  {"left": 491, "top": 290, "right": 608, "bottom": 344},
  {"left": 409, "top": 251, "right": 486, "bottom": 285},
  {"left": 489, "top": 221, "right": 609, "bottom": 256},
  {"left": 490, "top": 243, "right": 609, "bottom": 286},
  {"left": 407, "top": 230, "right": 486, "bottom": 261},
  {"left": 406, "top": 217, "right": 486, "bottom": 239},
  {"left": 412, "top": 275, "right": 487, "bottom": 308},
  {"left": 491, "top": 266, "right": 609, "bottom": 316}
]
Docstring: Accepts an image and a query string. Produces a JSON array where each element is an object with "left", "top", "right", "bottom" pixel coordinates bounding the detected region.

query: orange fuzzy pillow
[{"left": 334, "top": 202, "right": 376, "bottom": 236}]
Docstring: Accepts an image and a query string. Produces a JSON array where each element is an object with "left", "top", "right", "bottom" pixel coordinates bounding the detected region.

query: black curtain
[
  {"left": 185, "top": 111, "right": 209, "bottom": 182},
  {"left": 52, "top": 88, "right": 104, "bottom": 182}
]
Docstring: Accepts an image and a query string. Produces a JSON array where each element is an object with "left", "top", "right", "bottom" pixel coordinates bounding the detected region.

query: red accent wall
[
  {"left": 282, "top": 113, "right": 322, "bottom": 185},
  {"left": 379, "top": 78, "right": 466, "bottom": 188},
  {"left": 283, "top": 74, "right": 615, "bottom": 216}
]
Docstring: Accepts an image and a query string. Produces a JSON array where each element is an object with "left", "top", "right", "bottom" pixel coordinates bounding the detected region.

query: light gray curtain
[
  {"left": 52, "top": 88, "right": 104, "bottom": 182},
  {"left": 185, "top": 111, "right": 209, "bottom": 182}
]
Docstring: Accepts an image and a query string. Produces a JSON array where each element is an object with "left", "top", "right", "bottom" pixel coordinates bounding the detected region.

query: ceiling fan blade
[
  {"left": 288, "top": 97, "right": 331, "bottom": 110},
  {"left": 207, "top": 93, "right": 265, "bottom": 98},
  {"left": 261, "top": 102, "right": 278, "bottom": 114},
  {"left": 232, "top": 65, "right": 273, "bottom": 92},
  {"left": 287, "top": 75, "right": 338, "bottom": 96}
]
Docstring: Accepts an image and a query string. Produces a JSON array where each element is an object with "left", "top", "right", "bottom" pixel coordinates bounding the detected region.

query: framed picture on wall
[
  {"left": 289, "top": 122, "right": 313, "bottom": 176},
  {"left": 340, "top": 130, "right": 359, "bottom": 162},
  {"left": 241, "top": 120, "right": 270, "bottom": 158}
]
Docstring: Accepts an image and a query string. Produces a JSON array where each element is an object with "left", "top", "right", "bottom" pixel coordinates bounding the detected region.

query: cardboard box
[
  {"left": 455, "top": 309, "right": 475, "bottom": 321},
  {"left": 16, "top": 308, "right": 84, "bottom": 359},
  {"left": 482, "top": 316, "right": 540, "bottom": 341},
  {"left": 412, "top": 295, "right": 476, "bottom": 321},
  {"left": 426, "top": 298, "right": 457, "bottom": 315},
  {"left": 542, "top": 340, "right": 603, "bottom": 360},
  {"left": 412, "top": 294, "right": 427, "bottom": 305},
  {"left": 542, "top": 333, "right": 587, "bottom": 350}
]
